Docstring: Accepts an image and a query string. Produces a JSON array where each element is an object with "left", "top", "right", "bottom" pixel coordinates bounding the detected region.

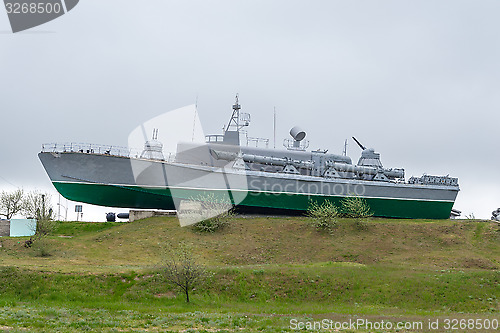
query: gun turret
[
  {"left": 352, "top": 137, "right": 366, "bottom": 150},
  {"left": 351, "top": 137, "right": 384, "bottom": 169}
]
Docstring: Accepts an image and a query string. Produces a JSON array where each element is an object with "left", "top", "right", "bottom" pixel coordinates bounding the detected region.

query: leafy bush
[
  {"left": 35, "top": 218, "right": 57, "bottom": 237},
  {"left": 307, "top": 200, "right": 338, "bottom": 233},
  {"left": 339, "top": 196, "right": 373, "bottom": 230},
  {"left": 340, "top": 196, "right": 373, "bottom": 219},
  {"left": 25, "top": 218, "right": 56, "bottom": 256},
  {"left": 191, "top": 194, "right": 235, "bottom": 233},
  {"left": 31, "top": 238, "right": 52, "bottom": 257}
]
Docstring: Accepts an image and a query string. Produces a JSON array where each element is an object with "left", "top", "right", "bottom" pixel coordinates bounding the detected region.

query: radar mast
[{"left": 222, "top": 94, "right": 250, "bottom": 145}]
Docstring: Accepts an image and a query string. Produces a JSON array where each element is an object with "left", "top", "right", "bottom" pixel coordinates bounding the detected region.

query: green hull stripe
[
  {"left": 53, "top": 182, "right": 176, "bottom": 210},
  {"left": 53, "top": 181, "right": 454, "bottom": 219},
  {"left": 54, "top": 180, "right": 455, "bottom": 203}
]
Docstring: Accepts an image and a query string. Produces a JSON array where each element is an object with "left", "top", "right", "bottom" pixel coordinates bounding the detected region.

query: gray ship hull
[{"left": 39, "top": 151, "right": 459, "bottom": 219}]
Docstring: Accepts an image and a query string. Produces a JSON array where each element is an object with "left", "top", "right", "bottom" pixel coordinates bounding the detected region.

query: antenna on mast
[
  {"left": 343, "top": 139, "right": 348, "bottom": 156},
  {"left": 273, "top": 107, "right": 276, "bottom": 149},
  {"left": 226, "top": 94, "right": 244, "bottom": 132},
  {"left": 192, "top": 95, "right": 198, "bottom": 142},
  {"left": 221, "top": 94, "right": 250, "bottom": 145}
]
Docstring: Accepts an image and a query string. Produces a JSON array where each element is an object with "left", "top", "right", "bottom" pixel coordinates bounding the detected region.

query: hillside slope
[
  {"left": 0, "top": 217, "right": 497, "bottom": 272},
  {"left": 0, "top": 217, "right": 497, "bottom": 332}
]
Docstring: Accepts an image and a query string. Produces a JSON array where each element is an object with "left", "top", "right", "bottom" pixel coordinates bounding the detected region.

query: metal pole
[
  {"left": 41, "top": 194, "right": 45, "bottom": 220},
  {"left": 58, "top": 194, "right": 61, "bottom": 221},
  {"left": 273, "top": 107, "right": 276, "bottom": 149}
]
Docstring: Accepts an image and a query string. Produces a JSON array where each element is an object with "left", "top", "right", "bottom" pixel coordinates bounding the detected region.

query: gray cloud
[{"left": 0, "top": 0, "right": 498, "bottom": 219}]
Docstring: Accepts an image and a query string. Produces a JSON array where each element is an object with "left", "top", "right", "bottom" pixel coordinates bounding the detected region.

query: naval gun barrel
[
  {"left": 210, "top": 149, "right": 314, "bottom": 169},
  {"left": 352, "top": 137, "right": 366, "bottom": 150},
  {"left": 244, "top": 154, "right": 314, "bottom": 169},
  {"left": 326, "top": 161, "right": 404, "bottom": 179}
]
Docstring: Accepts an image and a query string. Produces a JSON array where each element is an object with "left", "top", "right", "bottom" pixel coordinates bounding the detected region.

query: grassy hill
[{"left": 0, "top": 216, "right": 498, "bottom": 332}]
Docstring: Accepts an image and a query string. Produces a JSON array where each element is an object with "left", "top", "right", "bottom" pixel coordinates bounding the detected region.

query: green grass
[
  {"left": 53, "top": 221, "right": 120, "bottom": 236},
  {"left": 0, "top": 217, "right": 497, "bottom": 332}
]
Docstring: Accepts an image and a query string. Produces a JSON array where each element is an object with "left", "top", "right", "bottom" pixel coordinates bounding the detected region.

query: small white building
[{"left": 0, "top": 219, "right": 36, "bottom": 237}]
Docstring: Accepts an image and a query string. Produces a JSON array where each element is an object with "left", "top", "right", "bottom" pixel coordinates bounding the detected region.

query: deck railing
[{"left": 41, "top": 143, "right": 176, "bottom": 162}]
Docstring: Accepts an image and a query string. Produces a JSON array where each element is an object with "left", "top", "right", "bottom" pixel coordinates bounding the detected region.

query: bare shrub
[{"left": 161, "top": 242, "right": 207, "bottom": 302}]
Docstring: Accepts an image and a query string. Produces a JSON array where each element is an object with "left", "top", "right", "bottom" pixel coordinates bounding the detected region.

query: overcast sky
[{"left": 1, "top": 0, "right": 499, "bottom": 220}]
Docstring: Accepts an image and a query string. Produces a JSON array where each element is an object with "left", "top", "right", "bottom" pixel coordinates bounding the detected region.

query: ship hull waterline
[
  {"left": 39, "top": 152, "right": 458, "bottom": 219},
  {"left": 51, "top": 180, "right": 454, "bottom": 219}
]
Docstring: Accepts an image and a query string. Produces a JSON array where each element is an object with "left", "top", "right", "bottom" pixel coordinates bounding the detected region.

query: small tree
[
  {"left": 22, "top": 191, "right": 56, "bottom": 255},
  {"left": 0, "top": 189, "right": 24, "bottom": 220},
  {"left": 22, "top": 191, "right": 54, "bottom": 221},
  {"left": 162, "top": 243, "right": 207, "bottom": 303},
  {"left": 307, "top": 200, "right": 338, "bottom": 233}
]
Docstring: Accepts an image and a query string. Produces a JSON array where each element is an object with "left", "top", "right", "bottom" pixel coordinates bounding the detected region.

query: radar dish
[{"left": 290, "top": 126, "right": 306, "bottom": 141}]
